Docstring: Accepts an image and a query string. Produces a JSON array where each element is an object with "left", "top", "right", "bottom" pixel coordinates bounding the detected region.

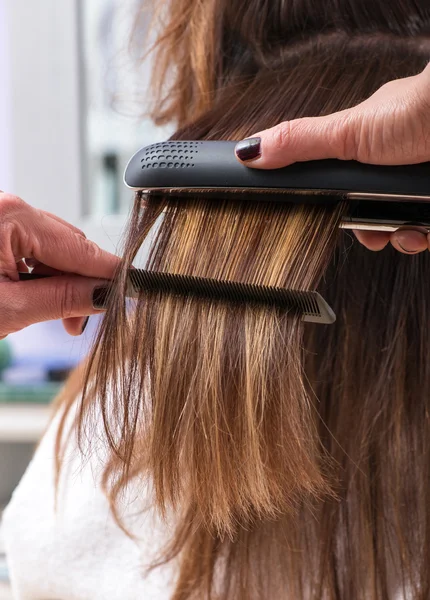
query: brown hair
[{"left": 57, "top": 1, "right": 430, "bottom": 598}]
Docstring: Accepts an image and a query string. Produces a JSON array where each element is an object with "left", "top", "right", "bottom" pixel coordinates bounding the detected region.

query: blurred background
[{"left": 0, "top": 1, "right": 171, "bottom": 594}]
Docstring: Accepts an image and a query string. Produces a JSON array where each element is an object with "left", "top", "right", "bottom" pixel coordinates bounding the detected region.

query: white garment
[
  {"left": 1, "top": 406, "right": 409, "bottom": 600},
  {"left": 2, "top": 406, "right": 177, "bottom": 600}
]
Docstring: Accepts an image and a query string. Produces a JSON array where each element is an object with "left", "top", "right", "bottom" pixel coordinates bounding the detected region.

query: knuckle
[
  {"left": 56, "top": 279, "right": 82, "bottom": 319},
  {"left": 0, "top": 194, "right": 25, "bottom": 219},
  {"left": 0, "top": 288, "right": 23, "bottom": 335},
  {"left": 76, "top": 237, "right": 100, "bottom": 265},
  {"left": 334, "top": 112, "right": 362, "bottom": 161},
  {"left": 269, "top": 118, "right": 321, "bottom": 159},
  {"left": 0, "top": 219, "right": 14, "bottom": 240},
  {"left": 270, "top": 120, "right": 294, "bottom": 152}
]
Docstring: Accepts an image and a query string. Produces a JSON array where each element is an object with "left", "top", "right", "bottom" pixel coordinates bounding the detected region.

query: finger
[
  {"left": 62, "top": 316, "right": 90, "bottom": 337},
  {"left": 0, "top": 275, "right": 108, "bottom": 338},
  {"left": 43, "top": 211, "right": 86, "bottom": 238},
  {"left": 30, "top": 216, "right": 120, "bottom": 278},
  {"left": 0, "top": 195, "right": 120, "bottom": 280},
  {"left": 390, "top": 230, "right": 428, "bottom": 254},
  {"left": 353, "top": 230, "right": 390, "bottom": 251},
  {"left": 0, "top": 194, "right": 86, "bottom": 237},
  {"left": 234, "top": 110, "right": 353, "bottom": 169}
]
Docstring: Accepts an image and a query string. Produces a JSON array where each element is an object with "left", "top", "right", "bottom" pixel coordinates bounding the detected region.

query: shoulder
[{"left": 2, "top": 399, "right": 177, "bottom": 599}]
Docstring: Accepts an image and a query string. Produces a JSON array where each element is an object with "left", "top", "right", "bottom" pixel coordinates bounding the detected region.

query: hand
[
  {"left": 235, "top": 63, "right": 430, "bottom": 254},
  {"left": 0, "top": 192, "right": 120, "bottom": 338}
]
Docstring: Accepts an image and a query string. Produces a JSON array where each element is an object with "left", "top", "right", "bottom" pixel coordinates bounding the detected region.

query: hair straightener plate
[{"left": 124, "top": 140, "right": 430, "bottom": 232}]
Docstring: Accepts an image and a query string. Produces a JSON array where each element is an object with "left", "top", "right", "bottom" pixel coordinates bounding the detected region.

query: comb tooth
[
  {"left": 130, "top": 269, "right": 142, "bottom": 293},
  {"left": 231, "top": 280, "right": 238, "bottom": 299},
  {"left": 219, "top": 278, "right": 228, "bottom": 300},
  {"left": 161, "top": 273, "right": 168, "bottom": 292},
  {"left": 301, "top": 291, "right": 311, "bottom": 315},
  {"left": 166, "top": 272, "right": 178, "bottom": 294},
  {"left": 307, "top": 293, "right": 317, "bottom": 315},
  {"left": 240, "top": 281, "right": 249, "bottom": 302},
  {"left": 129, "top": 269, "right": 136, "bottom": 290},
  {"left": 303, "top": 294, "right": 314, "bottom": 315},
  {"left": 261, "top": 283, "right": 270, "bottom": 304},
  {"left": 303, "top": 291, "right": 311, "bottom": 314},
  {"left": 142, "top": 269, "right": 152, "bottom": 292},
  {"left": 167, "top": 273, "right": 176, "bottom": 293},
  {"left": 297, "top": 291, "right": 307, "bottom": 315},
  {"left": 137, "top": 269, "right": 146, "bottom": 290},
  {"left": 143, "top": 270, "right": 153, "bottom": 292},
  {"left": 272, "top": 287, "right": 283, "bottom": 307},
  {"left": 296, "top": 291, "right": 308, "bottom": 317},
  {"left": 144, "top": 271, "right": 152, "bottom": 292},
  {"left": 165, "top": 273, "right": 173, "bottom": 293},
  {"left": 150, "top": 271, "right": 158, "bottom": 291},
  {"left": 290, "top": 289, "right": 300, "bottom": 313},
  {"left": 310, "top": 294, "right": 319, "bottom": 314},
  {"left": 219, "top": 278, "right": 228, "bottom": 301},
  {"left": 298, "top": 290, "right": 307, "bottom": 315},
  {"left": 309, "top": 292, "right": 318, "bottom": 311},
  {"left": 127, "top": 269, "right": 335, "bottom": 324},
  {"left": 258, "top": 283, "right": 267, "bottom": 304},
  {"left": 167, "top": 272, "right": 177, "bottom": 294},
  {"left": 261, "top": 282, "right": 270, "bottom": 304}
]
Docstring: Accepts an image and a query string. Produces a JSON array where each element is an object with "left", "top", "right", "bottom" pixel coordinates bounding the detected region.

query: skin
[
  {"left": 236, "top": 63, "right": 430, "bottom": 254},
  {"left": 0, "top": 192, "right": 120, "bottom": 337}
]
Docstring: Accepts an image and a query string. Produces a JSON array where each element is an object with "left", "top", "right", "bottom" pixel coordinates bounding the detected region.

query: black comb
[
  {"left": 17, "top": 271, "right": 336, "bottom": 324},
  {"left": 127, "top": 269, "right": 335, "bottom": 324}
]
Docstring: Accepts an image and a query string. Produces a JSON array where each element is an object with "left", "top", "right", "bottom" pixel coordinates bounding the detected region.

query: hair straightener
[
  {"left": 19, "top": 141, "right": 430, "bottom": 325},
  {"left": 124, "top": 140, "right": 430, "bottom": 233}
]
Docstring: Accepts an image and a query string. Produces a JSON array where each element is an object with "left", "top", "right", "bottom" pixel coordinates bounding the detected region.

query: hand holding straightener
[{"left": 236, "top": 63, "right": 430, "bottom": 254}]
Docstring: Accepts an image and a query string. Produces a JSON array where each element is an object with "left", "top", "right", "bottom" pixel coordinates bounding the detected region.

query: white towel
[
  {"left": 2, "top": 404, "right": 177, "bottom": 600},
  {"left": 2, "top": 404, "right": 411, "bottom": 600}
]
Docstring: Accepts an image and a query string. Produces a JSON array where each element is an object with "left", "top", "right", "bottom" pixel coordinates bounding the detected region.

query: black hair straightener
[
  {"left": 19, "top": 141, "right": 430, "bottom": 325},
  {"left": 124, "top": 140, "right": 430, "bottom": 234}
]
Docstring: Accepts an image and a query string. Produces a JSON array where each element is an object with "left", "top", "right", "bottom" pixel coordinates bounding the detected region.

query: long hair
[{"left": 57, "top": 1, "right": 430, "bottom": 598}]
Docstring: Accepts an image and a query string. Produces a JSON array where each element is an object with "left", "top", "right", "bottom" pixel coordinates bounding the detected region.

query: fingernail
[
  {"left": 235, "top": 137, "right": 261, "bottom": 162},
  {"left": 81, "top": 316, "right": 90, "bottom": 334},
  {"left": 92, "top": 286, "right": 110, "bottom": 310},
  {"left": 397, "top": 242, "right": 419, "bottom": 254},
  {"left": 395, "top": 230, "right": 426, "bottom": 254}
]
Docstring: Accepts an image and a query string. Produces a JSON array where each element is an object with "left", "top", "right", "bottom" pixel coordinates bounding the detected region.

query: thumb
[
  {"left": 234, "top": 110, "right": 355, "bottom": 169},
  {"left": 0, "top": 275, "right": 109, "bottom": 338}
]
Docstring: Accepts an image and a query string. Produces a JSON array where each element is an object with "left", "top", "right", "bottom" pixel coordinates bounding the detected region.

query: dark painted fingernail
[
  {"left": 92, "top": 286, "right": 110, "bottom": 310},
  {"left": 81, "top": 316, "right": 90, "bottom": 334},
  {"left": 235, "top": 137, "right": 261, "bottom": 162}
]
